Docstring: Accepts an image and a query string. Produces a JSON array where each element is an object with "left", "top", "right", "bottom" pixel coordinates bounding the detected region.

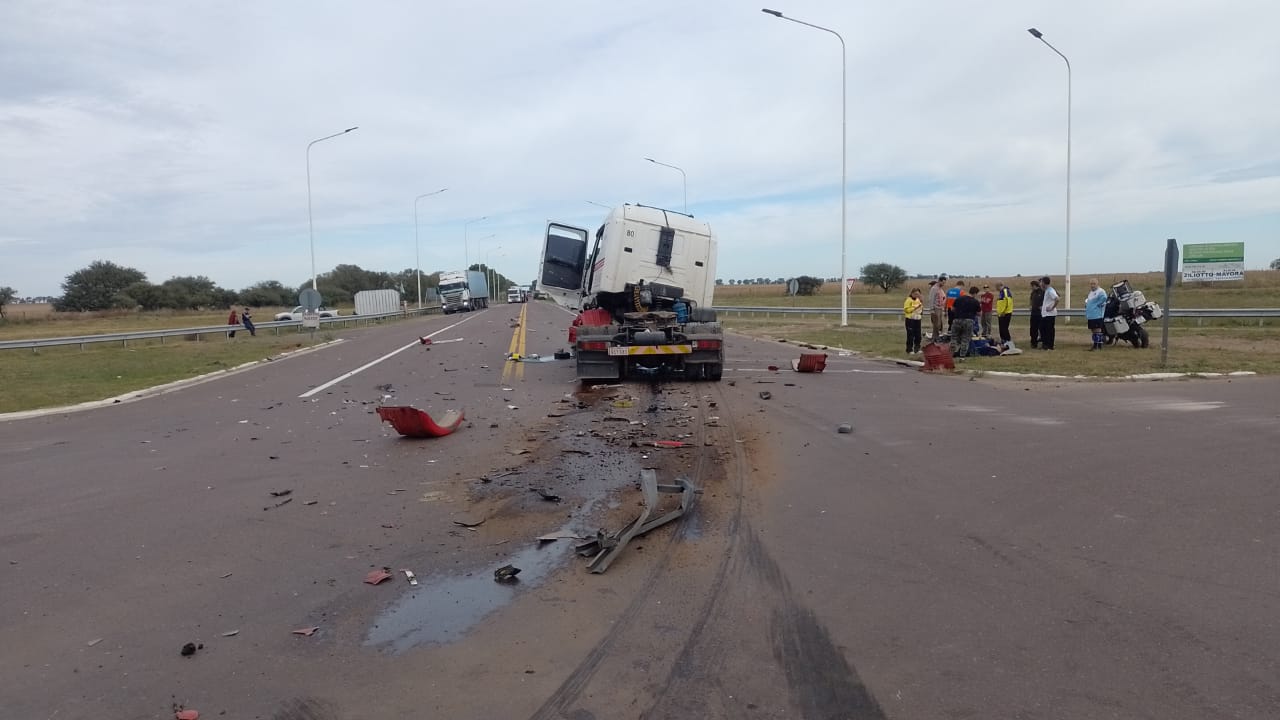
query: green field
[{"left": 0, "top": 334, "right": 328, "bottom": 414}]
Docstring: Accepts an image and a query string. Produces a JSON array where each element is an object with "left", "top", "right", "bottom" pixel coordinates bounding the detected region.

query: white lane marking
[{"left": 298, "top": 316, "right": 477, "bottom": 398}]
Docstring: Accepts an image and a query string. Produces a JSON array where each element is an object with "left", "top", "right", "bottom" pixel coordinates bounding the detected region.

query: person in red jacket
[
  {"left": 226, "top": 308, "right": 238, "bottom": 338},
  {"left": 978, "top": 285, "right": 995, "bottom": 337}
]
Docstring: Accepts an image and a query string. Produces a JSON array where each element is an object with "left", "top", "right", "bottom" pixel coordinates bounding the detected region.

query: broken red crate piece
[
  {"left": 767, "top": 365, "right": 779, "bottom": 372},
  {"left": 176, "top": 710, "right": 199, "bottom": 720},
  {"left": 419, "top": 336, "right": 432, "bottom": 345},
  {"left": 652, "top": 440, "right": 689, "bottom": 449},
  {"left": 792, "top": 353, "right": 828, "bottom": 373},
  {"left": 364, "top": 568, "right": 393, "bottom": 585},
  {"left": 376, "top": 406, "right": 465, "bottom": 438}
]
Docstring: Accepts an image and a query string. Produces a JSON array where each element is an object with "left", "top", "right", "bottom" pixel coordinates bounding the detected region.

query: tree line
[{"left": 7, "top": 260, "right": 518, "bottom": 314}]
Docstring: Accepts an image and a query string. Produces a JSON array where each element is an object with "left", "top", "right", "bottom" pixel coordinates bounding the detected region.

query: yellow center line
[{"left": 501, "top": 301, "right": 530, "bottom": 383}]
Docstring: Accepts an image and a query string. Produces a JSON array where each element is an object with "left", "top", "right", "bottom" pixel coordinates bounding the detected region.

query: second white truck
[{"left": 438, "top": 270, "right": 489, "bottom": 314}]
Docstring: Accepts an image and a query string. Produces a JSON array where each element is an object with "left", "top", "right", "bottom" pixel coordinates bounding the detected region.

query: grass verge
[
  {"left": 0, "top": 335, "right": 324, "bottom": 414},
  {"left": 724, "top": 317, "right": 1280, "bottom": 377}
]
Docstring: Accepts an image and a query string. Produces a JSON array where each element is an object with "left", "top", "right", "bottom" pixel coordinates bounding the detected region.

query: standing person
[
  {"left": 928, "top": 275, "right": 948, "bottom": 344},
  {"left": 1084, "top": 278, "right": 1107, "bottom": 350},
  {"left": 979, "top": 285, "right": 995, "bottom": 337},
  {"left": 946, "top": 280, "right": 963, "bottom": 327},
  {"left": 226, "top": 307, "right": 238, "bottom": 338},
  {"left": 951, "top": 286, "right": 982, "bottom": 358},
  {"left": 903, "top": 288, "right": 924, "bottom": 355},
  {"left": 241, "top": 306, "right": 257, "bottom": 337},
  {"left": 995, "top": 281, "right": 1014, "bottom": 344},
  {"left": 1039, "top": 276, "right": 1059, "bottom": 350},
  {"left": 1029, "top": 279, "right": 1044, "bottom": 348}
]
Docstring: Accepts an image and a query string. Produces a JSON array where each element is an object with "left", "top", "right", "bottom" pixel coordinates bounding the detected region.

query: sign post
[
  {"left": 298, "top": 288, "right": 323, "bottom": 339},
  {"left": 1162, "top": 238, "right": 1178, "bottom": 367}
]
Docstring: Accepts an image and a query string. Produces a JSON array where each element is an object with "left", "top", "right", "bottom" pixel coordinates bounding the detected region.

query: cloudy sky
[{"left": 3, "top": 0, "right": 1278, "bottom": 300}]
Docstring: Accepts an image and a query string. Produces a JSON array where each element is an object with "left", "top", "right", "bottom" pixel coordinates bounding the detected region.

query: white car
[{"left": 273, "top": 306, "right": 339, "bottom": 321}]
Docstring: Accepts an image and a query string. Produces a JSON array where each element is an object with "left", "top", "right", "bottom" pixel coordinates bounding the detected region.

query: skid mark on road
[{"left": 298, "top": 315, "right": 477, "bottom": 398}]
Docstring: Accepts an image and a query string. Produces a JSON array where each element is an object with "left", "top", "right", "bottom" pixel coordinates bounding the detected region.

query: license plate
[{"left": 607, "top": 345, "right": 693, "bottom": 356}]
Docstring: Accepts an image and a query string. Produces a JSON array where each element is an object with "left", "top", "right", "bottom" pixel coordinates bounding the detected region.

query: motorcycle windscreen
[{"left": 540, "top": 223, "right": 589, "bottom": 292}]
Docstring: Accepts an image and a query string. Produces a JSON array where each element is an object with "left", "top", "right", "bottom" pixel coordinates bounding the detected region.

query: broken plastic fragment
[
  {"left": 364, "top": 567, "right": 393, "bottom": 585},
  {"left": 403, "top": 569, "right": 418, "bottom": 586},
  {"left": 176, "top": 710, "right": 200, "bottom": 720},
  {"left": 292, "top": 626, "right": 319, "bottom": 637}
]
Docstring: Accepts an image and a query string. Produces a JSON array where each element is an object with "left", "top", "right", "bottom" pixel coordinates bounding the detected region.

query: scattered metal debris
[
  {"left": 264, "top": 497, "right": 293, "bottom": 511},
  {"left": 180, "top": 642, "right": 200, "bottom": 657},
  {"left": 837, "top": 423, "right": 853, "bottom": 434},
  {"left": 403, "top": 569, "right": 418, "bottom": 586},
  {"left": 494, "top": 564, "right": 521, "bottom": 583},
  {"left": 758, "top": 391, "right": 772, "bottom": 400},
  {"left": 452, "top": 518, "right": 486, "bottom": 528},
  {"left": 576, "top": 470, "right": 700, "bottom": 574},
  {"left": 292, "top": 626, "right": 320, "bottom": 637},
  {"left": 269, "top": 489, "right": 292, "bottom": 497},
  {"left": 377, "top": 406, "right": 466, "bottom": 438},
  {"left": 221, "top": 630, "right": 239, "bottom": 637},
  {"left": 87, "top": 638, "right": 103, "bottom": 647}
]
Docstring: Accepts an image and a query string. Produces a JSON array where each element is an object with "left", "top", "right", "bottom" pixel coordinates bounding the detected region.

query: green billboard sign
[{"left": 1183, "top": 242, "right": 1244, "bottom": 282}]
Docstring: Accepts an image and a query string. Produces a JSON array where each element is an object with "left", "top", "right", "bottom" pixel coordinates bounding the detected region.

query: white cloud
[{"left": 2, "top": 0, "right": 1278, "bottom": 298}]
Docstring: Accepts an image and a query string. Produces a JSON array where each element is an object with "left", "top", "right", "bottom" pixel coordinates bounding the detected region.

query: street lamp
[
  {"left": 306, "top": 126, "right": 359, "bottom": 291},
  {"left": 643, "top": 158, "right": 687, "bottom": 214},
  {"left": 463, "top": 216, "right": 488, "bottom": 271},
  {"left": 476, "top": 234, "right": 497, "bottom": 298},
  {"left": 1028, "top": 27, "right": 1072, "bottom": 310},
  {"left": 483, "top": 243, "right": 504, "bottom": 301},
  {"left": 761, "top": 8, "right": 848, "bottom": 327},
  {"left": 414, "top": 188, "right": 448, "bottom": 309}
]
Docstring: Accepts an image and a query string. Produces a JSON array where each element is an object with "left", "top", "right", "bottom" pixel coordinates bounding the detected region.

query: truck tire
[{"left": 706, "top": 363, "right": 723, "bottom": 381}]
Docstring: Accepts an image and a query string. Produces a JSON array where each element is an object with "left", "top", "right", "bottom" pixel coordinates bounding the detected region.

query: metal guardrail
[
  {"left": 713, "top": 306, "right": 1280, "bottom": 323},
  {"left": 0, "top": 306, "right": 443, "bottom": 351}
]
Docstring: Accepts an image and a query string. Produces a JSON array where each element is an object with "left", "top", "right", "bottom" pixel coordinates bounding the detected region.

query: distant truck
[
  {"left": 506, "top": 287, "right": 528, "bottom": 303},
  {"left": 354, "top": 289, "right": 402, "bottom": 316},
  {"left": 439, "top": 270, "right": 489, "bottom": 314}
]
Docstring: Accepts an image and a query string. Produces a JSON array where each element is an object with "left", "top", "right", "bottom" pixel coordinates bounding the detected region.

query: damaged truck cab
[{"left": 538, "top": 204, "right": 723, "bottom": 382}]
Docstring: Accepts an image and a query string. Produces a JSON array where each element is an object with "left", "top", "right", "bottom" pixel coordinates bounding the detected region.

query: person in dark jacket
[
  {"left": 1028, "top": 279, "right": 1044, "bottom": 348},
  {"left": 241, "top": 307, "right": 257, "bottom": 337},
  {"left": 951, "top": 286, "right": 982, "bottom": 357}
]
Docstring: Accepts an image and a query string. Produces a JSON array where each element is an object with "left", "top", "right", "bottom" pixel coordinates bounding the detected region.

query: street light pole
[
  {"left": 414, "top": 188, "right": 448, "bottom": 309},
  {"left": 476, "top": 234, "right": 496, "bottom": 299},
  {"left": 306, "top": 126, "right": 359, "bottom": 291},
  {"left": 762, "top": 9, "right": 848, "bottom": 326},
  {"left": 1028, "top": 27, "right": 1072, "bottom": 310},
  {"left": 643, "top": 158, "right": 687, "bottom": 214},
  {"left": 463, "top": 216, "right": 488, "bottom": 271}
]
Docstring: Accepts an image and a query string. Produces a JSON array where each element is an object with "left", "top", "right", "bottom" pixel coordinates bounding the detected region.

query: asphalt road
[{"left": 1, "top": 301, "right": 1277, "bottom": 719}]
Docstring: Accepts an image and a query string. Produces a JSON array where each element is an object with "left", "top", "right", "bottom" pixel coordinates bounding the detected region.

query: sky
[{"left": 2, "top": 0, "right": 1278, "bottom": 300}]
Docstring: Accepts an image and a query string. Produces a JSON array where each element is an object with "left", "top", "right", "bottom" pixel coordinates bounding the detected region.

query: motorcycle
[{"left": 1103, "top": 280, "right": 1163, "bottom": 349}]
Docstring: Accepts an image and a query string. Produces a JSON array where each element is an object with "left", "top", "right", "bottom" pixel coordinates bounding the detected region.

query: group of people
[
  {"left": 903, "top": 274, "right": 1073, "bottom": 357},
  {"left": 227, "top": 307, "right": 256, "bottom": 337}
]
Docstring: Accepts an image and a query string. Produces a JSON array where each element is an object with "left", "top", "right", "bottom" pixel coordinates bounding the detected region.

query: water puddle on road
[{"left": 364, "top": 530, "right": 578, "bottom": 654}]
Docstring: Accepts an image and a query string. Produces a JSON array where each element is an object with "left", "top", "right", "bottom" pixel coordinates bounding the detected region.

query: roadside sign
[
  {"left": 1182, "top": 242, "right": 1244, "bottom": 282},
  {"left": 299, "top": 288, "right": 323, "bottom": 311},
  {"left": 787, "top": 279, "right": 800, "bottom": 296},
  {"left": 302, "top": 311, "right": 321, "bottom": 329},
  {"left": 845, "top": 278, "right": 855, "bottom": 291}
]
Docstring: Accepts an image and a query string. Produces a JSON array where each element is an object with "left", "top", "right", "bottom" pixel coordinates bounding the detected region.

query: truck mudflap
[{"left": 607, "top": 344, "right": 692, "bottom": 356}]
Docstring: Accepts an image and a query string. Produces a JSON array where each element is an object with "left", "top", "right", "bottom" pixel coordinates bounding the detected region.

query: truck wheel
[{"left": 706, "top": 363, "right": 723, "bottom": 381}]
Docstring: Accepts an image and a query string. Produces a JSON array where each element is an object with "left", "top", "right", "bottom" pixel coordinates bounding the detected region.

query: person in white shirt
[{"left": 1039, "top": 275, "right": 1059, "bottom": 350}]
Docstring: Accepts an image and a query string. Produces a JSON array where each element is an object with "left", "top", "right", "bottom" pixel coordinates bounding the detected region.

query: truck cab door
[{"left": 539, "top": 222, "right": 589, "bottom": 310}]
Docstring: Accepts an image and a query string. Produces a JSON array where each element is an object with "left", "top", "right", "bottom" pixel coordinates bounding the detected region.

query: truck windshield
[{"left": 439, "top": 282, "right": 466, "bottom": 292}]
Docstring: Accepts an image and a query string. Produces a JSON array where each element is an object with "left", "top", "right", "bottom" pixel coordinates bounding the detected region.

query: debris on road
[
  {"left": 377, "top": 406, "right": 466, "bottom": 438},
  {"left": 403, "top": 569, "right": 418, "bottom": 586},
  {"left": 87, "top": 638, "right": 103, "bottom": 647},
  {"left": 792, "top": 353, "right": 828, "bottom": 373},
  {"left": 494, "top": 564, "right": 521, "bottom": 583},
  {"left": 175, "top": 709, "right": 200, "bottom": 720},
  {"left": 553, "top": 349, "right": 572, "bottom": 360},
  {"left": 576, "top": 470, "right": 700, "bottom": 574},
  {"left": 534, "top": 489, "right": 562, "bottom": 503},
  {"left": 758, "top": 391, "right": 772, "bottom": 400},
  {"left": 269, "top": 489, "right": 292, "bottom": 497},
  {"left": 651, "top": 440, "right": 690, "bottom": 449},
  {"left": 611, "top": 399, "right": 634, "bottom": 409},
  {"left": 219, "top": 572, "right": 233, "bottom": 579},
  {"left": 264, "top": 497, "right": 293, "bottom": 511},
  {"left": 221, "top": 630, "right": 239, "bottom": 637},
  {"left": 537, "top": 531, "right": 584, "bottom": 544},
  {"left": 419, "top": 336, "right": 433, "bottom": 345},
  {"left": 303, "top": 500, "right": 318, "bottom": 506},
  {"left": 292, "top": 626, "right": 320, "bottom": 637},
  {"left": 179, "top": 642, "right": 201, "bottom": 657},
  {"left": 375, "top": 383, "right": 395, "bottom": 393},
  {"left": 767, "top": 365, "right": 779, "bottom": 372},
  {"left": 837, "top": 423, "right": 853, "bottom": 434},
  {"left": 364, "top": 567, "right": 393, "bottom": 585},
  {"left": 452, "top": 518, "right": 486, "bottom": 528}
]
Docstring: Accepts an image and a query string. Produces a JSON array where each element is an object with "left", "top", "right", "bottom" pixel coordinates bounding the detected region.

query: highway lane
[{"left": 3, "top": 305, "right": 1278, "bottom": 719}]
